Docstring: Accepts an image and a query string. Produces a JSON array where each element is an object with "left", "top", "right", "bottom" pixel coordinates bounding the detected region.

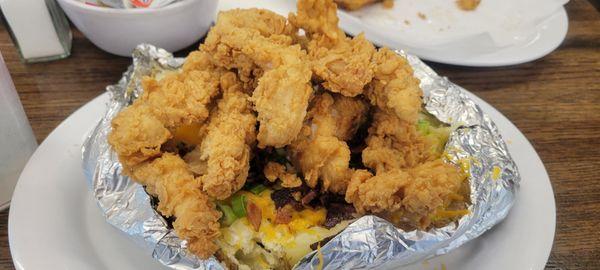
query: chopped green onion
[
  {"left": 217, "top": 203, "right": 237, "bottom": 226},
  {"left": 231, "top": 194, "right": 247, "bottom": 217},
  {"left": 417, "top": 119, "right": 430, "bottom": 134},
  {"left": 249, "top": 184, "right": 267, "bottom": 195}
]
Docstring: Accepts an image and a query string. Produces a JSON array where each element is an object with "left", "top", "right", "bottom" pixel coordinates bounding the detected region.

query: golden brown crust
[
  {"left": 108, "top": 51, "right": 222, "bottom": 172},
  {"left": 366, "top": 47, "right": 423, "bottom": 123},
  {"left": 291, "top": 0, "right": 376, "bottom": 97},
  {"left": 362, "top": 110, "right": 436, "bottom": 173},
  {"left": 131, "top": 154, "right": 222, "bottom": 258},
  {"left": 345, "top": 169, "right": 409, "bottom": 213},
  {"left": 346, "top": 160, "right": 466, "bottom": 228},
  {"left": 289, "top": 93, "right": 368, "bottom": 194},
  {"left": 197, "top": 73, "right": 257, "bottom": 200},
  {"left": 201, "top": 9, "right": 313, "bottom": 148},
  {"left": 264, "top": 162, "right": 303, "bottom": 188}
]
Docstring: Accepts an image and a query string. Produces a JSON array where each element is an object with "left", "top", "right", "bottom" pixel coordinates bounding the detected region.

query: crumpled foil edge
[{"left": 82, "top": 44, "right": 520, "bottom": 270}]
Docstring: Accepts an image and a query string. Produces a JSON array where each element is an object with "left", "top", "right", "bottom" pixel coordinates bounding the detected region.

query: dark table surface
[{"left": 0, "top": 1, "right": 599, "bottom": 269}]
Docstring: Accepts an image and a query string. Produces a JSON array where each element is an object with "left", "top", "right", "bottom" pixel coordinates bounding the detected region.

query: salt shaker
[
  {"left": 0, "top": 0, "right": 72, "bottom": 63},
  {"left": 0, "top": 51, "right": 38, "bottom": 210}
]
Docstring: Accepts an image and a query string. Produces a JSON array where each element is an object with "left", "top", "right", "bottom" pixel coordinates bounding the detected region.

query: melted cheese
[
  {"left": 219, "top": 190, "right": 346, "bottom": 268},
  {"left": 172, "top": 122, "right": 204, "bottom": 145},
  {"left": 492, "top": 166, "right": 501, "bottom": 180}
]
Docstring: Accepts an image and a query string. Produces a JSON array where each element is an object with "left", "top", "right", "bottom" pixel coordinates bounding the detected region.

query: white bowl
[{"left": 57, "top": 0, "right": 218, "bottom": 57}]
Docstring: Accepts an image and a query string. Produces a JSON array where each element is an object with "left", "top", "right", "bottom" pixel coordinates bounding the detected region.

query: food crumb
[
  {"left": 404, "top": 19, "right": 411, "bottom": 25},
  {"left": 383, "top": 0, "right": 394, "bottom": 9},
  {"left": 456, "top": 0, "right": 481, "bottom": 11},
  {"left": 417, "top": 12, "right": 427, "bottom": 20}
]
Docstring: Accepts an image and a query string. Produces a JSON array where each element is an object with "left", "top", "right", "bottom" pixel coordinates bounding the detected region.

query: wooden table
[{"left": 0, "top": 1, "right": 598, "bottom": 269}]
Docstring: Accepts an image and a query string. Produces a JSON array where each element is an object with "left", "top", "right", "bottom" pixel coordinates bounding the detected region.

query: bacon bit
[
  {"left": 301, "top": 190, "right": 318, "bottom": 205},
  {"left": 274, "top": 205, "right": 293, "bottom": 224},
  {"left": 246, "top": 202, "right": 262, "bottom": 231}
]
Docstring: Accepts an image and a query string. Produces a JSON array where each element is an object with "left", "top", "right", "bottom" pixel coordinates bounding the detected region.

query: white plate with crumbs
[
  {"left": 9, "top": 88, "right": 555, "bottom": 269},
  {"left": 219, "top": 0, "right": 569, "bottom": 67},
  {"left": 338, "top": 0, "right": 569, "bottom": 67}
]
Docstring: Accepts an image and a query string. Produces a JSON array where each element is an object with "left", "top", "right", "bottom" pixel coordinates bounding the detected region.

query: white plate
[
  {"left": 218, "top": 0, "right": 568, "bottom": 67},
  {"left": 9, "top": 89, "right": 555, "bottom": 270},
  {"left": 338, "top": 6, "right": 568, "bottom": 67}
]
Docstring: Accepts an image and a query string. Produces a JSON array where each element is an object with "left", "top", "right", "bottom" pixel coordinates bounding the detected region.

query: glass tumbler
[{"left": 0, "top": 51, "right": 38, "bottom": 210}]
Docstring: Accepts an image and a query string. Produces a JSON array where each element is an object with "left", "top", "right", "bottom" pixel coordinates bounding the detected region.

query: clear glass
[
  {"left": 0, "top": 0, "right": 72, "bottom": 63},
  {"left": 0, "top": 52, "right": 38, "bottom": 210}
]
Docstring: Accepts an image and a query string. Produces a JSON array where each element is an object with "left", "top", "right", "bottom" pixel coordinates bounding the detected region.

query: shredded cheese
[
  {"left": 492, "top": 166, "right": 501, "bottom": 180},
  {"left": 172, "top": 122, "right": 204, "bottom": 145},
  {"left": 316, "top": 243, "right": 324, "bottom": 270}
]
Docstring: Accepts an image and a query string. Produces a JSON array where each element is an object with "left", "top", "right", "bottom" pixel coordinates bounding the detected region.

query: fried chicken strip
[
  {"left": 109, "top": 59, "right": 255, "bottom": 258},
  {"left": 290, "top": 0, "right": 376, "bottom": 97},
  {"left": 197, "top": 72, "right": 257, "bottom": 200},
  {"left": 131, "top": 153, "right": 222, "bottom": 259},
  {"left": 290, "top": 93, "right": 369, "bottom": 193},
  {"left": 362, "top": 110, "right": 437, "bottom": 173},
  {"left": 345, "top": 159, "right": 466, "bottom": 228},
  {"left": 201, "top": 9, "right": 313, "bottom": 148},
  {"left": 366, "top": 47, "right": 422, "bottom": 123},
  {"left": 108, "top": 51, "right": 222, "bottom": 171}
]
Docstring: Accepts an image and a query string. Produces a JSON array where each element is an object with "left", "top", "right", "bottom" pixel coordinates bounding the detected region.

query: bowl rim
[{"left": 57, "top": 0, "right": 201, "bottom": 14}]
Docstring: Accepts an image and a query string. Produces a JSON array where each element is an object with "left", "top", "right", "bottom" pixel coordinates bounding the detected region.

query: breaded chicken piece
[
  {"left": 294, "top": 135, "right": 352, "bottom": 193},
  {"left": 345, "top": 169, "right": 409, "bottom": 213},
  {"left": 201, "top": 9, "right": 297, "bottom": 88},
  {"left": 108, "top": 103, "right": 171, "bottom": 169},
  {"left": 290, "top": 0, "right": 376, "bottom": 97},
  {"left": 263, "top": 161, "right": 303, "bottom": 188},
  {"left": 403, "top": 160, "right": 466, "bottom": 220},
  {"left": 309, "top": 34, "right": 376, "bottom": 97},
  {"left": 202, "top": 9, "right": 313, "bottom": 148},
  {"left": 289, "top": 0, "right": 344, "bottom": 43},
  {"left": 290, "top": 93, "right": 369, "bottom": 193},
  {"left": 345, "top": 159, "right": 466, "bottom": 228},
  {"left": 197, "top": 73, "right": 257, "bottom": 200},
  {"left": 313, "top": 92, "right": 370, "bottom": 141},
  {"left": 362, "top": 110, "right": 437, "bottom": 173},
  {"left": 362, "top": 110, "right": 440, "bottom": 172},
  {"left": 252, "top": 63, "right": 312, "bottom": 148},
  {"left": 108, "top": 53, "right": 222, "bottom": 171},
  {"left": 131, "top": 153, "right": 221, "bottom": 259},
  {"left": 366, "top": 47, "right": 423, "bottom": 123}
]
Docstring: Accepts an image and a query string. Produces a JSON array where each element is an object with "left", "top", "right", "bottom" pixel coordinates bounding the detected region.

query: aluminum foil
[{"left": 82, "top": 44, "right": 520, "bottom": 270}]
